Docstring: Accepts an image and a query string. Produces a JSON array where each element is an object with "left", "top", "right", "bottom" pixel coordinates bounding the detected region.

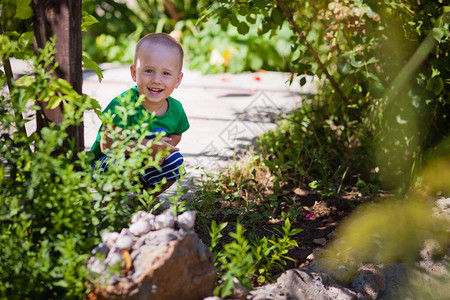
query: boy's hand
[
  {"left": 158, "top": 137, "right": 180, "bottom": 152},
  {"left": 144, "top": 137, "right": 179, "bottom": 165}
]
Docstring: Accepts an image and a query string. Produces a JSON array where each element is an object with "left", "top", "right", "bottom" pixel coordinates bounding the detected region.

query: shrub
[{"left": 0, "top": 36, "right": 171, "bottom": 298}]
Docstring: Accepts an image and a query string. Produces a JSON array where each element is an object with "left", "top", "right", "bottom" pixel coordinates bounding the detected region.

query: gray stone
[
  {"left": 313, "top": 238, "right": 327, "bottom": 246},
  {"left": 230, "top": 277, "right": 250, "bottom": 300},
  {"left": 378, "top": 263, "right": 407, "bottom": 300},
  {"left": 350, "top": 265, "right": 385, "bottom": 300},
  {"left": 248, "top": 281, "right": 284, "bottom": 300},
  {"left": 92, "top": 243, "right": 109, "bottom": 256},
  {"left": 277, "top": 269, "right": 330, "bottom": 300},
  {"left": 88, "top": 208, "right": 214, "bottom": 300}
]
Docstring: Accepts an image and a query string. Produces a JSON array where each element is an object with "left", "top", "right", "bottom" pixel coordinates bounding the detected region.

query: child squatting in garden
[{"left": 89, "top": 33, "right": 190, "bottom": 195}]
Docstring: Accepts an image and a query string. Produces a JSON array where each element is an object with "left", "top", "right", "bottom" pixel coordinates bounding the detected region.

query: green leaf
[
  {"left": 246, "top": 15, "right": 257, "bottom": 24},
  {"left": 271, "top": 7, "right": 283, "bottom": 25},
  {"left": 15, "top": 0, "right": 33, "bottom": 20},
  {"left": 53, "top": 279, "right": 69, "bottom": 288},
  {"left": 239, "top": 178, "right": 257, "bottom": 187},
  {"left": 82, "top": 54, "right": 104, "bottom": 83},
  {"left": 431, "top": 28, "right": 445, "bottom": 42},
  {"left": 16, "top": 76, "right": 34, "bottom": 87},
  {"left": 238, "top": 5, "right": 249, "bottom": 16},
  {"left": 237, "top": 22, "right": 250, "bottom": 35},
  {"left": 18, "top": 31, "right": 33, "bottom": 49},
  {"left": 47, "top": 95, "right": 63, "bottom": 109},
  {"left": 55, "top": 78, "right": 77, "bottom": 96},
  {"left": 229, "top": 14, "right": 240, "bottom": 27},
  {"left": 81, "top": 11, "right": 99, "bottom": 32},
  {"left": 253, "top": 0, "right": 267, "bottom": 9},
  {"left": 0, "top": 164, "right": 3, "bottom": 184},
  {"left": 426, "top": 77, "right": 444, "bottom": 95},
  {"left": 337, "top": 61, "right": 352, "bottom": 75},
  {"left": 300, "top": 77, "right": 307, "bottom": 86},
  {"left": 258, "top": 19, "right": 271, "bottom": 35}
]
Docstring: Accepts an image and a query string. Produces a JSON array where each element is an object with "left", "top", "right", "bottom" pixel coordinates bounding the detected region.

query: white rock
[
  {"left": 131, "top": 210, "right": 148, "bottom": 224},
  {"left": 129, "top": 219, "right": 152, "bottom": 237},
  {"left": 87, "top": 256, "right": 107, "bottom": 274},
  {"left": 115, "top": 232, "right": 134, "bottom": 250},
  {"left": 177, "top": 210, "right": 196, "bottom": 230},
  {"left": 101, "top": 231, "right": 119, "bottom": 249},
  {"left": 104, "top": 249, "right": 122, "bottom": 267},
  {"left": 153, "top": 209, "right": 175, "bottom": 230}
]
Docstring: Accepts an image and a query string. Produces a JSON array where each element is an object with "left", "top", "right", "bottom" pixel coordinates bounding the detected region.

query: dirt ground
[{"left": 193, "top": 184, "right": 374, "bottom": 280}]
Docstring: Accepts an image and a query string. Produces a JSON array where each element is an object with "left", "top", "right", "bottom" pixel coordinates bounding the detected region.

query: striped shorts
[{"left": 91, "top": 151, "right": 185, "bottom": 187}]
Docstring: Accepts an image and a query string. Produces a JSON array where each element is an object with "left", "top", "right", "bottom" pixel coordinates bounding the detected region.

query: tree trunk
[{"left": 32, "top": 0, "right": 84, "bottom": 154}]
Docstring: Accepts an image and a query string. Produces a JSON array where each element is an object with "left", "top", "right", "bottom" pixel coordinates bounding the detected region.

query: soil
[
  {"left": 283, "top": 191, "right": 358, "bottom": 269},
  {"left": 192, "top": 183, "right": 376, "bottom": 281}
]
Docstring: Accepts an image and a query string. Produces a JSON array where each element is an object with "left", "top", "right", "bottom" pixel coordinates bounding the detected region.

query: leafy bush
[
  {"left": 0, "top": 38, "right": 101, "bottom": 298},
  {"left": 206, "top": 0, "right": 449, "bottom": 193},
  {"left": 0, "top": 35, "right": 173, "bottom": 297},
  {"left": 257, "top": 97, "right": 379, "bottom": 194}
]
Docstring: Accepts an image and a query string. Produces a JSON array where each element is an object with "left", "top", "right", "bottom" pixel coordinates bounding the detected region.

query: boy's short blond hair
[{"left": 134, "top": 33, "right": 184, "bottom": 70}]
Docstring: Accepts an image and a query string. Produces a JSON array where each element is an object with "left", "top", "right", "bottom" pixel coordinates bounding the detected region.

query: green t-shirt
[{"left": 89, "top": 86, "right": 190, "bottom": 162}]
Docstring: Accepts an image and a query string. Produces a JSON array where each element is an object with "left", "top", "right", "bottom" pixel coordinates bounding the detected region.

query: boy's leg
[
  {"left": 91, "top": 151, "right": 185, "bottom": 195},
  {"left": 140, "top": 151, "right": 184, "bottom": 188},
  {"left": 91, "top": 155, "right": 115, "bottom": 173}
]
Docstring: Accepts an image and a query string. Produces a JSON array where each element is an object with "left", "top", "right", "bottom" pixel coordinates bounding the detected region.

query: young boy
[{"left": 89, "top": 33, "right": 189, "bottom": 194}]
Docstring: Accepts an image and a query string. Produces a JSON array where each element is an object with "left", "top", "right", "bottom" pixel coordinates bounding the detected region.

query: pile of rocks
[{"left": 87, "top": 209, "right": 216, "bottom": 300}]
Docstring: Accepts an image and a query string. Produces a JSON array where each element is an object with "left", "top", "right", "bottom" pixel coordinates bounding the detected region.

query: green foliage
[
  {"left": 207, "top": 219, "right": 302, "bottom": 297},
  {"left": 251, "top": 218, "right": 303, "bottom": 283},
  {"left": 192, "top": 151, "right": 287, "bottom": 229},
  {"left": 0, "top": 0, "right": 33, "bottom": 41},
  {"left": 183, "top": 16, "right": 294, "bottom": 73},
  {"left": 204, "top": 0, "right": 449, "bottom": 193},
  {"left": 193, "top": 1, "right": 449, "bottom": 295},
  {"left": 0, "top": 36, "right": 176, "bottom": 298},
  {"left": 81, "top": 0, "right": 294, "bottom": 73},
  {"left": 213, "top": 223, "right": 255, "bottom": 297},
  {"left": 81, "top": 0, "right": 214, "bottom": 63},
  {"left": 258, "top": 98, "right": 378, "bottom": 194},
  {"left": 0, "top": 38, "right": 100, "bottom": 298},
  {"left": 314, "top": 193, "right": 450, "bottom": 299},
  {"left": 208, "top": 220, "right": 228, "bottom": 262}
]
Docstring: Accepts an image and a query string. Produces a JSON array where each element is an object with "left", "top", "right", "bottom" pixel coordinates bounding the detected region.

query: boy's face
[{"left": 130, "top": 41, "right": 183, "bottom": 106}]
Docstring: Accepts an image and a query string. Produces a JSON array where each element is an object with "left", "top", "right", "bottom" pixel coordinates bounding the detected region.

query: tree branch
[{"left": 276, "top": 0, "right": 350, "bottom": 104}]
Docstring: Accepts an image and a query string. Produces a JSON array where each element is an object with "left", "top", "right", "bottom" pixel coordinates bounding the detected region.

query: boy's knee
[{"left": 169, "top": 151, "right": 184, "bottom": 167}]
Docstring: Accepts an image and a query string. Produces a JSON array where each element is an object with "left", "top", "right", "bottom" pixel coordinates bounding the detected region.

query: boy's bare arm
[
  {"left": 166, "top": 134, "right": 182, "bottom": 146},
  {"left": 100, "top": 125, "right": 179, "bottom": 155}
]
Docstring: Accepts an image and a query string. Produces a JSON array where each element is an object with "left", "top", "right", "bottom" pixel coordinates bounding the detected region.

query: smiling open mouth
[{"left": 149, "top": 88, "right": 163, "bottom": 93}]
